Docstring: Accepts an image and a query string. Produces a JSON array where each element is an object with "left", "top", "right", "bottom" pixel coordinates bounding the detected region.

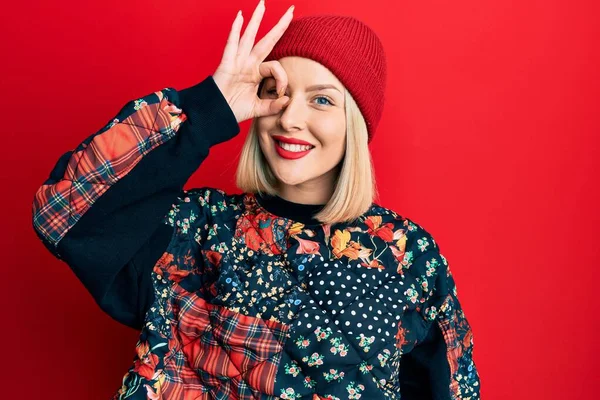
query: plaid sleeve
[
  {"left": 32, "top": 87, "right": 185, "bottom": 250},
  {"left": 398, "top": 222, "right": 481, "bottom": 399},
  {"left": 31, "top": 75, "right": 239, "bottom": 328}
]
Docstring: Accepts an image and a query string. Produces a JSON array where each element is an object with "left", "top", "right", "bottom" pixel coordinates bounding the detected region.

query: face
[{"left": 256, "top": 56, "right": 347, "bottom": 202}]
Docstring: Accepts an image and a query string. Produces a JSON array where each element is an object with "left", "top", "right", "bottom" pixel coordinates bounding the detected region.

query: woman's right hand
[{"left": 213, "top": 0, "right": 294, "bottom": 124}]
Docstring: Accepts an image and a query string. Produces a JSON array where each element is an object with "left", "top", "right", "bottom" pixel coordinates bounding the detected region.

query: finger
[
  {"left": 238, "top": 0, "right": 266, "bottom": 57},
  {"left": 221, "top": 10, "right": 244, "bottom": 65},
  {"left": 255, "top": 95, "right": 290, "bottom": 118},
  {"left": 252, "top": 5, "right": 294, "bottom": 61},
  {"left": 258, "top": 61, "right": 288, "bottom": 98}
]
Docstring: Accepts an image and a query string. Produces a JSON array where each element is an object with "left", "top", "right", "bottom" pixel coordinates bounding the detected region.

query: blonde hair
[{"left": 235, "top": 87, "right": 378, "bottom": 225}]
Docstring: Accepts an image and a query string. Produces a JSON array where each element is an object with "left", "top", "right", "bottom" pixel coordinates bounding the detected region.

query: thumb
[{"left": 255, "top": 95, "right": 290, "bottom": 118}]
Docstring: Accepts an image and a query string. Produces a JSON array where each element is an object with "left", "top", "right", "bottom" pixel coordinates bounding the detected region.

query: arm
[
  {"left": 31, "top": 76, "right": 239, "bottom": 329},
  {"left": 398, "top": 223, "right": 481, "bottom": 399}
]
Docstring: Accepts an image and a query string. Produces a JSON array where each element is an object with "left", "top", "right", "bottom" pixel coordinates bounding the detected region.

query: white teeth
[{"left": 277, "top": 141, "right": 313, "bottom": 152}]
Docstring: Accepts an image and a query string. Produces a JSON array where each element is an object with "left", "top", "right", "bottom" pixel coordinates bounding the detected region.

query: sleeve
[
  {"left": 398, "top": 222, "right": 481, "bottom": 400},
  {"left": 31, "top": 75, "right": 240, "bottom": 330}
]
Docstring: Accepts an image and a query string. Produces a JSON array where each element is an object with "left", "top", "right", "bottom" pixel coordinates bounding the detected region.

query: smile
[{"left": 275, "top": 140, "right": 315, "bottom": 160}]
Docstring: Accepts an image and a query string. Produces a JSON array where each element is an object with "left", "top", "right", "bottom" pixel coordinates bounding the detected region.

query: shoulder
[
  {"left": 183, "top": 187, "right": 245, "bottom": 211},
  {"left": 364, "top": 202, "right": 448, "bottom": 302},
  {"left": 366, "top": 202, "right": 441, "bottom": 258},
  {"left": 163, "top": 187, "right": 246, "bottom": 228}
]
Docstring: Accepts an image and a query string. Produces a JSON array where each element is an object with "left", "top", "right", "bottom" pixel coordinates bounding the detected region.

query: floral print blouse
[{"left": 32, "top": 75, "right": 480, "bottom": 399}]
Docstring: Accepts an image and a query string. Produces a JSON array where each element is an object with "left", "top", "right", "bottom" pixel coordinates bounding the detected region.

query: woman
[{"left": 32, "top": 1, "right": 480, "bottom": 398}]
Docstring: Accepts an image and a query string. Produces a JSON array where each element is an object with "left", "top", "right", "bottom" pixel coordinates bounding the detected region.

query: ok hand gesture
[{"left": 213, "top": 1, "right": 295, "bottom": 124}]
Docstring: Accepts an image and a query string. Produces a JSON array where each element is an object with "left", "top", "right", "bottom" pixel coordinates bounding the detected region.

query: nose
[{"left": 277, "top": 95, "right": 307, "bottom": 132}]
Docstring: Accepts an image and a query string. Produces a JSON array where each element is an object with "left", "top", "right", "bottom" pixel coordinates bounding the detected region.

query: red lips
[
  {"left": 272, "top": 135, "right": 314, "bottom": 146},
  {"left": 274, "top": 139, "right": 314, "bottom": 160}
]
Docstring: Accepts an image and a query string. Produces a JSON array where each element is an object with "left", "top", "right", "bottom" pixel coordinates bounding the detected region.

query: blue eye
[
  {"left": 315, "top": 96, "right": 333, "bottom": 106},
  {"left": 265, "top": 89, "right": 333, "bottom": 106}
]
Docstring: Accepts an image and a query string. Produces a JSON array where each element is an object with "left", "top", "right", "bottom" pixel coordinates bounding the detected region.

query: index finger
[{"left": 252, "top": 5, "right": 294, "bottom": 61}]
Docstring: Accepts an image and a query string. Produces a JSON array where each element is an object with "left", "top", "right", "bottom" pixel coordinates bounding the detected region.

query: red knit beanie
[{"left": 264, "top": 14, "right": 387, "bottom": 143}]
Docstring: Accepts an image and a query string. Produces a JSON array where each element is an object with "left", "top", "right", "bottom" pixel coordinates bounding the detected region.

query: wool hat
[{"left": 264, "top": 14, "right": 387, "bottom": 143}]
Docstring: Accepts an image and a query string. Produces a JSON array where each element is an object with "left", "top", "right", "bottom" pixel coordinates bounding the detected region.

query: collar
[{"left": 254, "top": 192, "right": 326, "bottom": 226}]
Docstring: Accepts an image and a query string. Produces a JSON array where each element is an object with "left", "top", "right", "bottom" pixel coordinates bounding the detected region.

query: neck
[
  {"left": 275, "top": 166, "right": 340, "bottom": 205},
  {"left": 276, "top": 186, "right": 334, "bottom": 206}
]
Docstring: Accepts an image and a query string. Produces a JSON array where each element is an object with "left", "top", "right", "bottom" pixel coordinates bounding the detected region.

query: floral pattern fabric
[{"left": 112, "top": 188, "right": 480, "bottom": 399}]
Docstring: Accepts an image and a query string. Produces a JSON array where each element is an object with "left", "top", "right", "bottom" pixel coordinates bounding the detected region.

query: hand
[{"left": 213, "top": 0, "right": 294, "bottom": 124}]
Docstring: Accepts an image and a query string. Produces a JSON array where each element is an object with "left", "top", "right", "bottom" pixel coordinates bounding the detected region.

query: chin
[{"left": 273, "top": 170, "right": 311, "bottom": 186}]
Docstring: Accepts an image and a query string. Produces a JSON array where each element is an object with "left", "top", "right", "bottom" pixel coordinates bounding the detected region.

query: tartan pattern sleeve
[
  {"left": 31, "top": 76, "right": 240, "bottom": 328},
  {"left": 32, "top": 87, "right": 186, "bottom": 250},
  {"left": 398, "top": 222, "right": 481, "bottom": 399}
]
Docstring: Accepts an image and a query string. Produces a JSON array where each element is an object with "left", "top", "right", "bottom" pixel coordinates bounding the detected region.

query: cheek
[
  {"left": 255, "top": 119, "right": 273, "bottom": 145},
  {"left": 255, "top": 117, "right": 268, "bottom": 132},
  {"left": 314, "top": 118, "right": 346, "bottom": 149}
]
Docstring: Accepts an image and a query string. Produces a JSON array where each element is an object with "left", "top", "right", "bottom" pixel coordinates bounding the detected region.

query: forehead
[{"left": 263, "top": 56, "right": 344, "bottom": 89}]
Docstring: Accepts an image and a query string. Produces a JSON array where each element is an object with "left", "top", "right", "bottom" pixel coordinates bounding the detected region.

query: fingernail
[{"left": 290, "top": 5, "right": 295, "bottom": 12}]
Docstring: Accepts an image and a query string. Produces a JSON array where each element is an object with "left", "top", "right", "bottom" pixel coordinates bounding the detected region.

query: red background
[{"left": 2, "top": 0, "right": 599, "bottom": 398}]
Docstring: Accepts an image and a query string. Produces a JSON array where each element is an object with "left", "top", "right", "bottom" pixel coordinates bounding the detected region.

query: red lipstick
[
  {"left": 272, "top": 135, "right": 315, "bottom": 160},
  {"left": 272, "top": 135, "right": 314, "bottom": 146}
]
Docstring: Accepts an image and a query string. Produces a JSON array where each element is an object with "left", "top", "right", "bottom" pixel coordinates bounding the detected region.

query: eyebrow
[
  {"left": 265, "top": 80, "right": 342, "bottom": 95},
  {"left": 306, "top": 84, "right": 343, "bottom": 94}
]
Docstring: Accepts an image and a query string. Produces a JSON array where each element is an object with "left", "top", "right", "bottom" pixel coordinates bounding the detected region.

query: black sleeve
[
  {"left": 397, "top": 220, "right": 481, "bottom": 399},
  {"left": 398, "top": 321, "right": 451, "bottom": 400},
  {"left": 31, "top": 75, "right": 240, "bottom": 329}
]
